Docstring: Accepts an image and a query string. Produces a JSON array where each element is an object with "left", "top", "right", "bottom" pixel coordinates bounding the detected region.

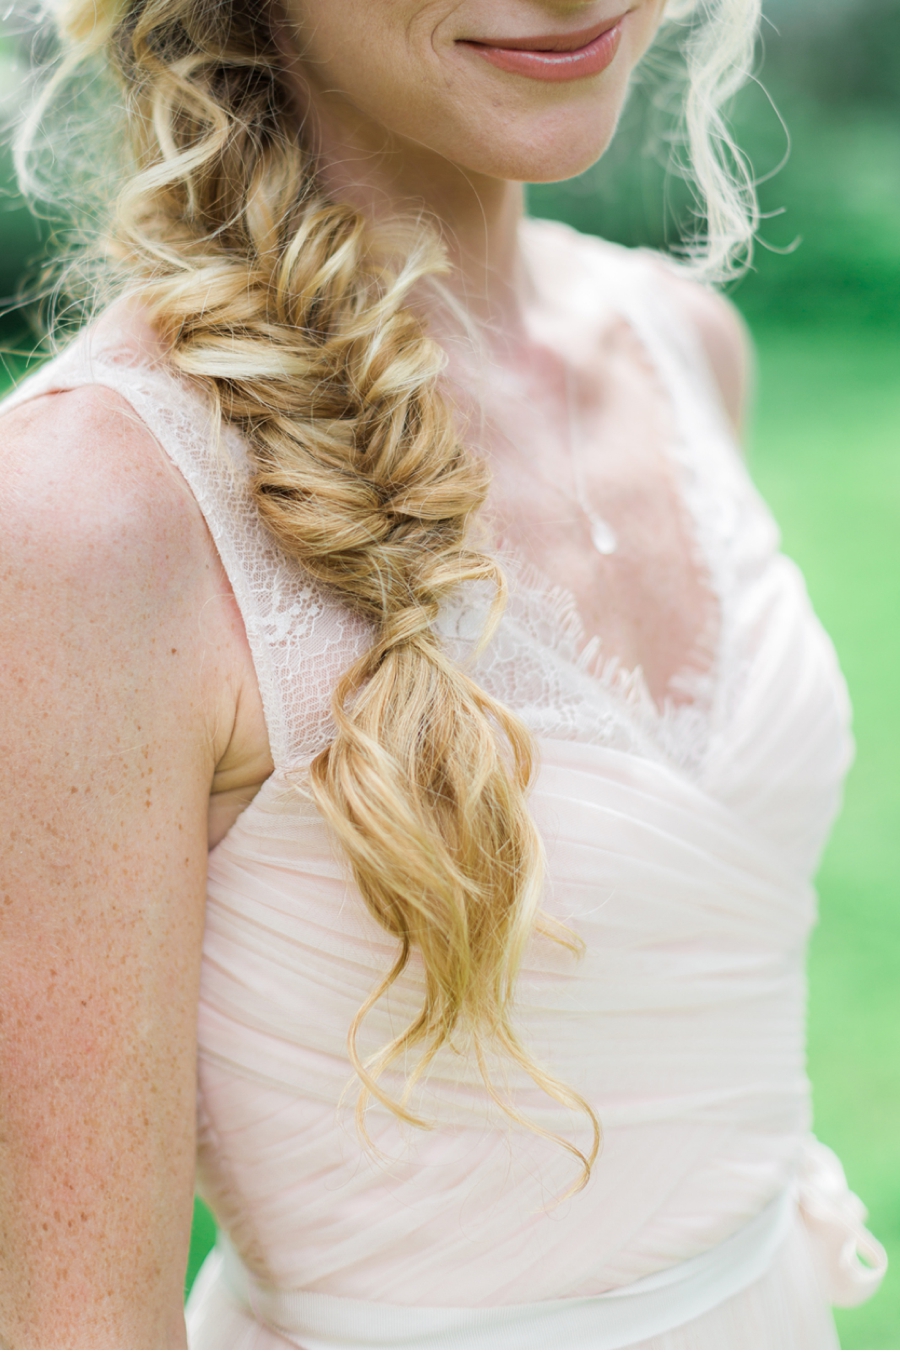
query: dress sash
[{"left": 209, "top": 1190, "right": 795, "bottom": 1350}]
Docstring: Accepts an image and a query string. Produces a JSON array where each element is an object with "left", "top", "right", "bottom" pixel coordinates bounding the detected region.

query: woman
[{"left": 0, "top": 0, "right": 887, "bottom": 1346}]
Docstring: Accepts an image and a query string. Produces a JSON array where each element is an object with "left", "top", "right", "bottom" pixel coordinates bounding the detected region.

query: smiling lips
[{"left": 459, "top": 16, "right": 626, "bottom": 82}]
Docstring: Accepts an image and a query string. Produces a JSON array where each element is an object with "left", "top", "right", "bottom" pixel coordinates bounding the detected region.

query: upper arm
[
  {"left": 0, "top": 387, "right": 237, "bottom": 1347},
  {"left": 648, "top": 260, "right": 754, "bottom": 441}
]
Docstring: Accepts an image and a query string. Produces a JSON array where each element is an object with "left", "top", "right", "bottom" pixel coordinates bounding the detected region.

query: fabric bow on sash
[{"left": 798, "top": 1136, "right": 887, "bottom": 1307}]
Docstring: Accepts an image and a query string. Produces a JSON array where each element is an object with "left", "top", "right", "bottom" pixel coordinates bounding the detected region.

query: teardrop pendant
[
  {"left": 589, "top": 515, "right": 618, "bottom": 556},
  {"left": 564, "top": 362, "right": 619, "bottom": 558}
]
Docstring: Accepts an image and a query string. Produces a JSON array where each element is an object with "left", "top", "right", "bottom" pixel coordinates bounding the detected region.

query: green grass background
[{"left": 748, "top": 329, "right": 900, "bottom": 1350}]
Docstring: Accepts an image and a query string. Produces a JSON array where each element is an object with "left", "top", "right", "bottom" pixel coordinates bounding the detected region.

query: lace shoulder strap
[{"left": 1, "top": 327, "right": 369, "bottom": 769}]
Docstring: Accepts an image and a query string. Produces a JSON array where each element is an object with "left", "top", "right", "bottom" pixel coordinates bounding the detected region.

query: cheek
[
  {"left": 288, "top": 0, "right": 447, "bottom": 91},
  {"left": 288, "top": 0, "right": 452, "bottom": 125},
  {"left": 631, "top": 0, "right": 670, "bottom": 60}
]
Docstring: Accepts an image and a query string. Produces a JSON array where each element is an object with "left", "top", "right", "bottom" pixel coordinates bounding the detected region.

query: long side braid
[{"left": 52, "top": 0, "right": 600, "bottom": 1176}]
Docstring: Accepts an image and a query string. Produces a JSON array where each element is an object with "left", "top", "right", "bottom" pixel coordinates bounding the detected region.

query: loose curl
[{"left": 15, "top": 0, "right": 762, "bottom": 1183}]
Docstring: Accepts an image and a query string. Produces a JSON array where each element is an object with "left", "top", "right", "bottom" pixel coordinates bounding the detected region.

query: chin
[
  {"left": 445, "top": 115, "right": 621, "bottom": 187},
  {"left": 506, "top": 130, "right": 619, "bottom": 185}
]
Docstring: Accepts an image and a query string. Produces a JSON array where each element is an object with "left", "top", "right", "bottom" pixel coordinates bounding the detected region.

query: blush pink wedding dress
[{"left": 5, "top": 220, "right": 886, "bottom": 1349}]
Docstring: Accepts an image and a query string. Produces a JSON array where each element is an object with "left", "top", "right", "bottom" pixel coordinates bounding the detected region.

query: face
[{"left": 283, "top": 1, "right": 668, "bottom": 185}]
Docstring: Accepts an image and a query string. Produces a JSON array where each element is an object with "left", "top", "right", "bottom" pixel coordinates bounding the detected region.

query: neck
[{"left": 293, "top": 79, "right": 530, "bottom": 337}]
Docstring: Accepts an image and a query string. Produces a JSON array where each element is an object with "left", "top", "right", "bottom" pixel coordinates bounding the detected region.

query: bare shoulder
[
  {"left": 0, "top": 383, "right": 237, "bottom": 1344},
  {"left": 0, "top": 380, "right": 254, "bottom": 739},
  {"left": 639, "top": 254, "right": 753, "bottom": 437},
  {"left": 0, "top": 382, "right": 210, "bottom": 594}
]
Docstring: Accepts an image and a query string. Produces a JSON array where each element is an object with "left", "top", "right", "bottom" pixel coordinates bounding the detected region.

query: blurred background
[{"left": 0, "top": 0, "right": 897, "bottom": 1345}]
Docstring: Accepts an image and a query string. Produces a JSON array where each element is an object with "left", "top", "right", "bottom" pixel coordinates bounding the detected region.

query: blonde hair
[
  {"left": 16, "top": 0, "right": 762, "bottom": 1180},
  {"left": 663, "top": 0, "right": 763, "bottom": 279}
]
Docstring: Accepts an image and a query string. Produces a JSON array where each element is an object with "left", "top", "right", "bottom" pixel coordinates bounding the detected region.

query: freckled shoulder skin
[{"left": 0, "top": 386, "right": 267, "bottom": 1348}]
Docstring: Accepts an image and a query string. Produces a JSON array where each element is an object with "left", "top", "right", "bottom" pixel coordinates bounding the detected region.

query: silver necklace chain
[
  {"left": 564, "top": 362, "right": 618, "bottom": 556},
  {"left": 488, "top": 357, "right": 618, "bottom": 557}
]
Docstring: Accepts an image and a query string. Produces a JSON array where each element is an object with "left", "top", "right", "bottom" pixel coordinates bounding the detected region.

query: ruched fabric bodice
[{"left": 4, "top": 224, "right": 883, "bottom": 1343}]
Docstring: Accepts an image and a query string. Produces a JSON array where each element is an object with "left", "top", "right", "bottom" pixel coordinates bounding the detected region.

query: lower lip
[{"left": 460, "top": 20, "right": 624, "bottom": 83}]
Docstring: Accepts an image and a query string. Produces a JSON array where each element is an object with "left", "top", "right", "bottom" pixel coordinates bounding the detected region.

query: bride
[{"left": 0, "top": 0, "right": 886, "bottom": 1346}]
